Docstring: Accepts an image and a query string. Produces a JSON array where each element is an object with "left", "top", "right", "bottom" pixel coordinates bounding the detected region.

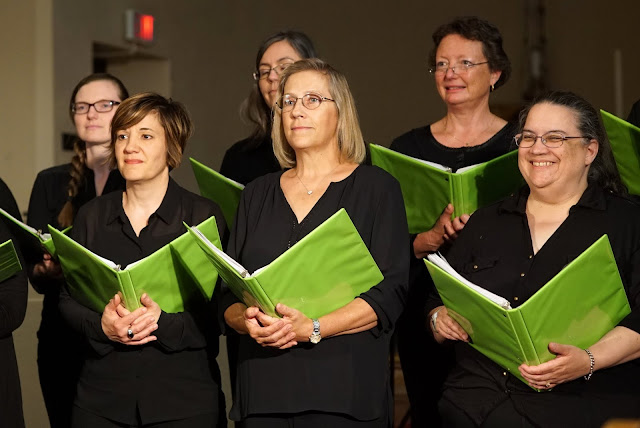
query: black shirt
[
  {"left": 59, "top": 178, "right": 227, "bottom": 425},
  {"left": 429, "top": 185, "right": 640, "bottom": 427},
  {"left": 628, "top": 99, "right": 640, "bottom": 128},
  {"left": 222, "top": 165, "right": 409, "bottom": 421},
  {"left": 219, "top": 135, "right": 281, "bottom": 185}
]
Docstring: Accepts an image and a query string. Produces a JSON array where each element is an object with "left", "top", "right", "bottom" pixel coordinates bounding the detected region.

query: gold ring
[{"left": 545, "top": 383, "right": 551, "bottom": 388}]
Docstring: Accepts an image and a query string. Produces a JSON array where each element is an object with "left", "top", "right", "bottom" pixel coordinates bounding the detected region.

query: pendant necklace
[
  {"left": 295, "top": 163, "right": 341, "bottom": 196},
  {"left": 446, "top": 116, "right": 495, "bottom": 147}
]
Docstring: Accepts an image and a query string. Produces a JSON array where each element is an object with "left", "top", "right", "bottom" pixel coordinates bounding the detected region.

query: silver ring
[
  {"left": 545, "top": 383, "right": 551, "bottom": 389},
  {"left": 127, "top": 328, "right": 134, "bottom": 339}
]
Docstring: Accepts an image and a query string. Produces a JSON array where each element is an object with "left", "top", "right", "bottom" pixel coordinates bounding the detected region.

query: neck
[
  {"left": 85, "top": 142, "right": 112, "bottom": 174},
  {"left": 122, "top": 173, "right": 170, "bottom": 214},
  {"left": 444, "top": 102, "right": 495, "bottom": 135},
  {"left": 293, "top": 144, "right": 342, "bottom": 178},
  {"left": 528, "top": 180, "right": 588, "bottom": 209}
]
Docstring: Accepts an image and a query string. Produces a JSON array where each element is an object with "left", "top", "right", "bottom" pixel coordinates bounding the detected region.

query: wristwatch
[
  {"left": 431, "top": 308, "right": 442, "bottom": 332},
  {"left": 309, "top": 319, "right": 321, "bottom": 344}
]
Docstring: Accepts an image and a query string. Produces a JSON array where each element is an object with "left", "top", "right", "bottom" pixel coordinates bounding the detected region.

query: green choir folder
[
  {"left": 189, "top": 158, "right": 245, "bottom": 227},
  {"left": 0, "top": 240, "right": 22, "bottom": 283},
  {"left": 425, "top": 235, "right": 630, "bottom": 388},
  {"left": 187, "top": 208, "right": 384, "bottom": 319},
  {"left": 369, "top": 144, "right": 523, "bottom": 234},
  {"left": 600, "top": 110, "right": 640, "bottom": 195},
  {"left": 0, "top": 207, "right": 69, "bottom": 257},
  {"left": 50, "top": 216, "right": 221, "bottom": 313}
]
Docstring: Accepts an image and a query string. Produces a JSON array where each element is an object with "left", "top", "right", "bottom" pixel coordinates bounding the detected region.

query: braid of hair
[{"left": 57, "top": 139, "right": 87, "bottom": 228}]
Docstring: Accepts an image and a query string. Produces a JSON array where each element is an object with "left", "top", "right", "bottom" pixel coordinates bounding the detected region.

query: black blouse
[
  {"left": 628, "top": 99, "right": 640, "bottom": 127},
  {"left": 222, "top": 165, "right": 409, "bottom": 421},
  {"left": 219, "top": 135, "right": 281, "bottom": 185},
  {"left": 58, "top": 178, "right": 227, "bottom": 425},
  {"left": 428, "top": 185, "right": 640, "bottom": 427}
]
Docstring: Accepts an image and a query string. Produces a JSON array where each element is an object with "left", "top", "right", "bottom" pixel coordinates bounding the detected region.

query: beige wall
[{"left": 2, "top": 1, "right": 640, "bottom": 427}]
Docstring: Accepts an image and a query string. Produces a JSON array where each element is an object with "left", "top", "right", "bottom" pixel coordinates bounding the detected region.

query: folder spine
[
  {"left": 506, "top": 310, "right": 540, "bottom": 366},
  {"left": 118, "top": 270, "right": 141, "bottom": 311}
]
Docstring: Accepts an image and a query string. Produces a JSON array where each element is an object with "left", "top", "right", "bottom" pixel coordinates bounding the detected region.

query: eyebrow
[
  {"left": 138, "top": 127, "right": 156, "bottom": 132},
  {"left": 259, "top": 57, "right": 296, "bottom": 67},
  {"left": 522, "top": 129, "right": 568, "bottom": 133}
]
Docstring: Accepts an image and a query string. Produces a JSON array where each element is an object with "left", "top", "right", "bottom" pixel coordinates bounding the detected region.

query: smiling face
[
  {"left": 434, "top": 34, "right": 501, "bottom": 108},
  {"left": 115, "top": 112, "right": 169, "bottom": 184},
  {"left": 73, "top": 80, "right": 122, "bottom": 146},
  {"left": 258, "top": 40, "right": 303, "bottom": 108},
  {"left": 518, "top": 102, "right": 598, "bottom": 199},
  {"left": 281, "top": 70, "right": 339, "bottom": 154}
]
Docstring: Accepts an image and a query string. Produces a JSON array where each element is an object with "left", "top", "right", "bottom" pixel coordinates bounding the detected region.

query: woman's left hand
[
  {"left": 274, "top": 303, "right": 314, "bottom": 343},
  {"left": 518, "top": 342, "right": 590, "bottom": 389}
]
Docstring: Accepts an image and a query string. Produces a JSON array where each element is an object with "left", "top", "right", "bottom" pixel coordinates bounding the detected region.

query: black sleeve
[
  {"left": 627, "top": 100, "right": 640, "bottom": 128},
  {"left": 58, "top": 205, "right": 114, "bottom": 356},
  {"left": 618, "top": 245, "right": 640, "bottom": 333},
  {"left": 0, "top": 221, "right": 27, "bottom": 337},
  {"left": 358, "top": 176, "right": 410, "bottom": 335},
  {"left": 0, "top": 178, "right": 21, "bottom": 220},
  {"left": 154, "top": 199, "right": 227, "bottom": 352}
]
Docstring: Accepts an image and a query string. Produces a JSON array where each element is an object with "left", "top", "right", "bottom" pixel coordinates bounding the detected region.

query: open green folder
[
  {"left": 189, "top": 158, "right": 245, "bottom": 227},
  {"left": 600, "top": 110, "right": 640, "bottom": 195},
  {"left": 0, "top": 240, "right": 22, "bottom": 283},
  {"left": 370, "top": 144, "right": 523, "bottom": 234},
  {"left": 50, "top": 217, "right": 221, "bottom": 313},
  {"left": 187, "top": 208, "right": 384, "bottom": 319},
  {"left": 0, "top": 207, "right": 69, "bottom": 258},
  {"left": 425, "top": 235, "right": 630, "bottom": 388}
]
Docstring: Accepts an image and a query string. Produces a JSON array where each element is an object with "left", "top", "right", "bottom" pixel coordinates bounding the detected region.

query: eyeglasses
[
  {"left": 253, "top": 62, "right": 294, "bottom": 81},
  {"left": 429, "top": 60, "right": 489, "bottom": 75},
  {"left": 276, "top": 93, "right": 335, "bottom": 112},
  {"left": 72, "top": 100, "right": 121, "bottom": 115},
  {"left": 514, "top": 132, "right": 587, "bottom": 148}
]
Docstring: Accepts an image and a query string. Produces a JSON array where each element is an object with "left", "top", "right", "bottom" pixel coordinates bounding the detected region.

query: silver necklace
[
  {"left": 294, "top": 164, "right": 341, "bottom": 195},
  {"left": 445, "top": 116, "right": 495, "bottom": 147}
]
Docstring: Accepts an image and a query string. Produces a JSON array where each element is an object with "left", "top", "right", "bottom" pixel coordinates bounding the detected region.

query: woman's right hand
[
  {"left": 413, "top": 204, "right": 470, "bottom": 258},
  {"left": 244, "top": 306, "right": 297, "bottom": 349},
  {"left": 101, "top": 294, "right": 158, "bottom": 345},
  {"left": 430, "top": 306, "right": 469, "bottom": 344},
  {"left": 32, "top": 253, "right": 63, "bottom": 280}
]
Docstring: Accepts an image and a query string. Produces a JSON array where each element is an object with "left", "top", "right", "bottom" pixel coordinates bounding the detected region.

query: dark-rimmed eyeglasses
[
  {"left": 428, "top": 60, "right": 489, "bottom": 75},
  {"left": 276, "top": 93, "right": 335, "bottom": 112},
  {"left": 514, "top": 132, "right": 587, "bottom": 148},
  {"left": 72, "top": 100, "right": 121, "bottom": 115},
  {"left": 253, "top": 62, "right": 294, "bottom": 81}
]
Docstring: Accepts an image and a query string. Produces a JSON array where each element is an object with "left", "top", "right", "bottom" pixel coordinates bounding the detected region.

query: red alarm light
[{"left": 125, "top": 10, "right": 155, "bottom": 44}]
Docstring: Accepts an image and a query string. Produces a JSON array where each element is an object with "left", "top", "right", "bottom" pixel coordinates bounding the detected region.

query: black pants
[
  {"left": 439, "top": 398, "right": 535, "bottom": 428},
  {"left": 242, "top": 412, "right": 387, "bottom": 428},
  {"left": 71, "top": 406, "right": 220, "bottom": 428}
]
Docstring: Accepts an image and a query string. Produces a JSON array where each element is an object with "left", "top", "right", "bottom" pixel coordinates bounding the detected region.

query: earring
[{"left": 491, "top": 84, "right": 495, "bottom": 92}]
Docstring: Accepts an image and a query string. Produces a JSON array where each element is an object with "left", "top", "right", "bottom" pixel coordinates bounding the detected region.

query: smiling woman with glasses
[
  {"left": 219, "top": 31, "right": 317, "bottom": 186},
  {"left": 222, "top": 58, "right": 409, "bottom": 427},
  {"left": 25, "top": 73, "right": 128, "bottom": 428},
  {"left": 428, "top": 91, "right": 639, "bottom": 427},
  {"left": 386, "top": 16, "right": 516, "bottom": 427}
]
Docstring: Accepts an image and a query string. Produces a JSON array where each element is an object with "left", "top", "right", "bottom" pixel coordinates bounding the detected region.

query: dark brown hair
[{"left": 110, "top": 92, "right": 193, "bottom": 170}]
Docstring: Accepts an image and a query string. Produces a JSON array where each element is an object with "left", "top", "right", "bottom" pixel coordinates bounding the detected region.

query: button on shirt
[
  {"left": 427, "top": 185, "right": 640, "bottom": 427},
  {"left": 58, "top": 178, "right": 226, "bottom": 425}
]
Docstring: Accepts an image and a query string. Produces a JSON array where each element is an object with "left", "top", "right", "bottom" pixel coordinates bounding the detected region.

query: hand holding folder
[
  {"left": 189, "top": 158, "right": 244, "bottom": 227},
  {"left": 51, "top": 216, "right": 221, "bottom": 313},
  {"left": 188, "top": 208, "right": 384, "bottom": 319},
  {"left": 425, "top": 235, "right": 630, "bottom": 388},
  {"left": 600, "top": 110, "right": 640, "bottom": 195},
  {"left": 369, "top": 144, "right": 523, "bottom": 234}
]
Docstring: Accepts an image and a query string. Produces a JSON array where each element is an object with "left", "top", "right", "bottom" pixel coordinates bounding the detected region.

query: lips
[
  {"left": 124, "top": 159, "right": 143, "bottom": 164},
  {"left": 531, "top": 161, "right": 554, "bottom": 167}
]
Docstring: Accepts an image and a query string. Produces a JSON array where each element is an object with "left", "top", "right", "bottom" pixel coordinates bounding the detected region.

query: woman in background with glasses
[
  {"left": 428, "top": 91, "right": 640, "bottom": 427},
  {"left": 222, "top": 59, "right": 409, "bottom": 427},
  {"left": 26, "top": 73, "right": 128, "bottom": 428},
  {"left": 219, "top": 30, "right": 316, "bottom": 186},
  {"left": 389, "top": 16, "right": 517, "bottom": 427}
]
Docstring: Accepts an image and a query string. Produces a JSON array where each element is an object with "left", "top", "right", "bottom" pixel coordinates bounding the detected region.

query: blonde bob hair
[
  {"left": 109, "top": 92, "right": 193, "bottom": 170},
  {"left": 271, "top": 59, "right": 366, "bottom": 168}
]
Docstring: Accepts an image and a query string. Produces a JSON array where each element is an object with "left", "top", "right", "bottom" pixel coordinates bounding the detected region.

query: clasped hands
[
  {"left": 432, "top": 306, "right": 591, "bottom": 389},
  {"left": 244, "top": 303, "right": 312, "bottom": 350},
  {"left": 101, "top": 293, "right": 161, "bottom": 345}
]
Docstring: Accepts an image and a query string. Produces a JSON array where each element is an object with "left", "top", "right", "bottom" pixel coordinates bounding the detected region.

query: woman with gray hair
[{"left": 222, "top": 59, "right": 409, "bottom": 427}]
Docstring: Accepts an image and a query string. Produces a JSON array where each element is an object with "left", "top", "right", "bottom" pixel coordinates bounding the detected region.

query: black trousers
[
  {"left": 242, "top": 412, "right": 388, "bottom": 428},
  {"left": 71, "top": 406, "right": 220, "bottom": 428},
  {"left": 439, "top": 397, "right": 535, "bottom": 428}
]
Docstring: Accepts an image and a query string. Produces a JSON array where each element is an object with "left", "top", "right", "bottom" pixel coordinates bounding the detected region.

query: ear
[
  {"left": 585, "top": 139, "right": 599, "bottom": 166},
  {"left": 490, "top": 70, "right": 502, "bottom": 87}
]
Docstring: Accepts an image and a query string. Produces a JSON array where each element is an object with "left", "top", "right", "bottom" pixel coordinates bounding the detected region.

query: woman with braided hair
[{"left": 26, "top": 73, "right": 128, "bottom": 428}]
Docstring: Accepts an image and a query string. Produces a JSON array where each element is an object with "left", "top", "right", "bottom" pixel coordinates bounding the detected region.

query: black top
[
  {"left": 0, "top": 178, "right": 21, "bottom": 220},
  {"left": 628, "top": 99, "right": 640, "bottom": 127},
  {"left": 222, "top": 165, "right": 409, "bottom": 420},
  {"left": 219, "top": 135, "right": 281, "bottom": 185},
  {"left": 428, "top": 185, "right": 640, "bottom": 427},
  {"left": 58, "top": 178, "right": 227, "bottom": 425},
  {"left": 0, "top": 200, "right": 27, "bottom": 428}
]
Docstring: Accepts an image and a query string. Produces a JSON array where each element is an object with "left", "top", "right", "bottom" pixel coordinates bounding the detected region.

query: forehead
[
  {"left": 260, "top": 40, "right": 302, "bottom": 66},
  {"left": 436, "top": 34, "right": 485, "bottom": 59},
  {"left": 75, "top": 80, "right": 121, "bottom": 102},
  {"left": 525, "top": 103, "right": 579, "bottom": 133},
  {"left": 284, "top": 70, "right": 331, "bottom": 95}
]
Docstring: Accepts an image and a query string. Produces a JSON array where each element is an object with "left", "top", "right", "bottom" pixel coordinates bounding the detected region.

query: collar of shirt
[
  {"left": 105, "top": 177, "right": 180, "bottom": 226},
  {"left": 498, "top": 183, "right": 607, "bottom": 215}
]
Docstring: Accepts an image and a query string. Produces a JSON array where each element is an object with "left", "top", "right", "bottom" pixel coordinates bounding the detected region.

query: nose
[
  {"left": 290, "top": 98, "right": 305, "bottom": 117},
  {"left": 529, "top": 136, "right": 548, "bottom": 154},
  {"left": 86, "top": 104, "right": 99, "bottom": 119},
  {"left": 444, "top": 66, "right": 457, "bottom": 78},
  {"left": 267, "top": 68, "right": 280, "bottom": 82},
  {"left": 122, "top": 136, "right": 140, "bottom": 153}
]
